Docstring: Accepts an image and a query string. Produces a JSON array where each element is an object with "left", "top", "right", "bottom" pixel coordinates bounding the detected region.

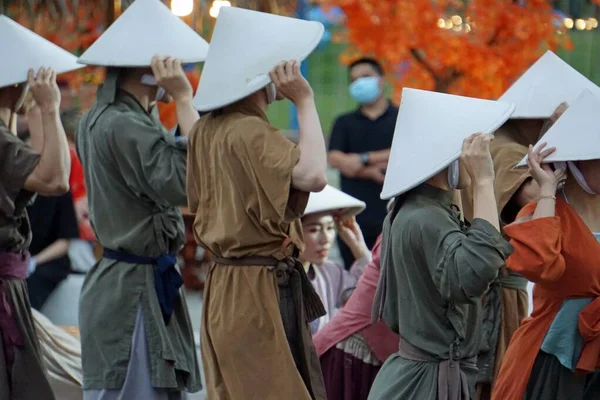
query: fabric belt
[
  {"left": 0, "top": 251, "right": 29, "bottom": 371},
  {"left": 212, "top": 255, "right": 326, "bottom": 322},
  {"left": 398, "top": 339, "right": 476, "bottom": 400},
  {"left": 102, "top": 248, "right": 182, "bottom": 325}
]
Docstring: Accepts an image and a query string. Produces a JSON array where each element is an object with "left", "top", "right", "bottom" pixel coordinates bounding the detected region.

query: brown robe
[
  {"left": 187, "top": 102, "right": 325, "bottom": 400},
  {"left": 461, "top": 121, "right": 537, "bottom": 399},
  {"left": 0, "top": 120, "right": 55, "bottom": 400}
]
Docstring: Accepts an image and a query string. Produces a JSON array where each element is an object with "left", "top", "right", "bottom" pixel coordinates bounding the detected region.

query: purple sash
[{"left": 0, "top": 251, "right": 28, "bottom": 370}]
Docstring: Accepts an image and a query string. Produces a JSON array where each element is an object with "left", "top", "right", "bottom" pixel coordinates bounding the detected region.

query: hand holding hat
[
  {"left": 460, "top": 133, "right": 495, "bottom": 185},
  {"left": 269, "top": 60, "right": 314, "bottom": 106},
  {"left": 335, "top": 216, "right": 369, "bottom": 261},
  {"left": 526, "top": 142, "right": 566, "bottom": 196},
  {"left": 28, "top": 67, "right": 61, "bottom": 114},
  {"left": 151, "top": 55, "right": 193, "bottom": 103}
]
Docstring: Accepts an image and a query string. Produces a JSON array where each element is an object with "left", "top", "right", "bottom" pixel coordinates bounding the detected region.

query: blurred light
[
  {"left": 437, "top": 18, "right": 446, "bottom": 28},
  {"left": 590, "top": 18, "right": 598, "bottom": 29},
  {"left": 465, "top": 23, "right": 472, "bottom": 33},
  {"left": 445, "top": 19, "right": 453, "bottom": 29},
  {"left": 575, "top": 18, "right": 586, "bottom": 30},
  {"left": 564, "top": 17, "right": 573, "bottom": 29},
  {"left": 586, "top": 20, "right": 593, "bottom": 30},
  {"left": 171, "top": 0, "right": 193, "bottom": 17},
  {"left": 209, "top": 0, "right": 231, "bottom": 18},
  {"left": 452, "top": 25, "right": 462, "bottom": 32},
  {"left": 451, "top": 15, "right": 462, "bottom": 25}
]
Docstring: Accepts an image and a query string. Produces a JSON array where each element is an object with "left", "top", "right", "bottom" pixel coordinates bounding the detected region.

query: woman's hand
[
  {"left": 269, "top": 60, "right": 314, "bottom": 106},
  {"left": 460, "top": 133, "right": 495, "bottom": 185},
  {"left": 28, "top": 67, "right": 61, "bottom": 114},
  {"left": 526, "top": 142, "right": 566, "bottom": 196},
  {"left": 336, "top": 216, "right": 369, "bottom": 260},
  {"left": 151, "top": 55, "right": 193, "bottom": 103}
]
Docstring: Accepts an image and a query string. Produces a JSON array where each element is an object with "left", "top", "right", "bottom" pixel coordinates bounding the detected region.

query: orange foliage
[{"left": 323, "top": 0, "right": 572, "bottom": 101}]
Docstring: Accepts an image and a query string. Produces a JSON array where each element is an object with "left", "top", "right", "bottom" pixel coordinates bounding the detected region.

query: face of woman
[
  {"left": 579, "top": 159, "right": 600, "bottom": 194},
  {"left": 300, "top": 213, "right": 336, "bottom": 265}
]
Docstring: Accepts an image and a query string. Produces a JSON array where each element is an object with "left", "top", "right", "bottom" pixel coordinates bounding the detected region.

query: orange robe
[{"left": 492, "top": 199, "right": 600, "bottom": 399}]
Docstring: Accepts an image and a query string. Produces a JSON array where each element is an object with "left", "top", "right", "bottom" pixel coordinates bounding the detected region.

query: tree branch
[{"left": 410, "top": 48, "right": 438, "bottom": 78}]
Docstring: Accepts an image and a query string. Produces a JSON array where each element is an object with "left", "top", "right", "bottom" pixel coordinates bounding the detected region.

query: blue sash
[{"left": 103, "top": 248, "right": 182, "bottom": 325}]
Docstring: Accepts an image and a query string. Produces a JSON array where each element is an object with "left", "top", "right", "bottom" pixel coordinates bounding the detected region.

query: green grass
[{"left": 268, "top": 30, "right": 600, "bottom": 135}]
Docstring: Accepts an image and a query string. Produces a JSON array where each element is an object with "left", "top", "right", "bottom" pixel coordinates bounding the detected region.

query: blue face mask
[{"left": 349, "top": 76, "right": 382, "bottom": 104}]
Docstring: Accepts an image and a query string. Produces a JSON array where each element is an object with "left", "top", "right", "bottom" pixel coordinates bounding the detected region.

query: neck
[
  {"left": 120, "top": 81, "right": 152, "bottom": 112},
  {"left": 425, "top": 169, "right": 450, "bottom": 191},
  {"left": 563, "top": 177, "right": 600, "bottom": 232},
  {"left": 300, "top": 259, "right": 311, "bottom": 273},
  {"left": 360, "top": 96, "right": 388, "bottom": 120}
]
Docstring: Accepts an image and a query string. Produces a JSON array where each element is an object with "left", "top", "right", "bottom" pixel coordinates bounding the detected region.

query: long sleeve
[
  {"left": 504, "top": 202, "right": 565, "bottom": 283},
  {"left": 414, "top": 207, "right": 513, "bottom": 304},
  {"left": 109, "top": 114, "right": 188, "bottom": 207},
  {"left": 336, "top": 254, "right": 371, "bottom": 308}
]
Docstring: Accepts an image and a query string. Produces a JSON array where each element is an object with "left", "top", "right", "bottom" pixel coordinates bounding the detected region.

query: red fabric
[
  {"left": 492, "top": 199, "right": 600, "bottom": 400},
  {"left": 314, "top": 235, "right": 399, "bottom": 363},
  {"left": 69, "top": 145, "right": 86, "bottom": 201}
]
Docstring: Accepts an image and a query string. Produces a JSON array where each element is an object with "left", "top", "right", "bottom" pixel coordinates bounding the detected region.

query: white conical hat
[
  {"left": 78, "top": 0, "right": 209, "bottom": 66},
  {"left": 517, "top": 89, "right": 600, "bottom": 167},
  {"left": 498, "top": 51, "right": 600, "bottom": 119},
  {"left": 0, "top": 16, "right": 82, "bottom": 88},
  {"left": 193, "top": 7, "right": 324, "bottom": 111},
  {"left": 381, "top": 88, "right": 515, "bottom": 200},
  {"left": 304, "top": 185, "right": 366, "bottom": 220}
]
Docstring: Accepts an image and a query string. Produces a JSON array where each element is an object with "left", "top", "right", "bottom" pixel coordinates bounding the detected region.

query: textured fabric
[
  {"left": 309, "top": 256, "right": 369, "bottom": 333},
  {"left": 83, "top": 305, "right": 186, "bottom": 400},
  {"left": 188, "top": 101, "right": 324, "bottom": 399},
  {"left": 370, "top": 185, "right": 512, "bottom": 400},
  {"left": 493, "top": 200, "right": 600, "bottom": 400},
  {"left": 76, "top": 89, "right": 200, "bottom": 391},
  {"left": 320, "top": 333, "right": 381, "bottom": 400},
  {"left": 525, "top": 350, "right": 600, "bottom": 400},
  {"left": 314, "top": 236, "right": 399, "bottom": 363}
]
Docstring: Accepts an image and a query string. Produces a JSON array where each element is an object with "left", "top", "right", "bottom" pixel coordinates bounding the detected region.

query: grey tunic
[
  {"left": 369, "top": 184, "right": 513, "bottom": 400},
  {"left": 76, "top": 88, "right": 201, "bottom": 392},
  {"left": 0, "top": 120, "right": 55, "bottom": 400}
]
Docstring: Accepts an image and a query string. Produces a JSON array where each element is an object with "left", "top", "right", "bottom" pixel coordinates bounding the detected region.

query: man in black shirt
[{"left": 328, "top": 57, "right": 398, "bottom": 268}]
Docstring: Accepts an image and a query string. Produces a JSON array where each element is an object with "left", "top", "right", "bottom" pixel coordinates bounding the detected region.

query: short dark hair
[{"left": 348, "top": 57, "right": 384, "bottom": 76}]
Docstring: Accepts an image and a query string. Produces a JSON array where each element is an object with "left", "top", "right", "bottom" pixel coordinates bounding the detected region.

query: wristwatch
[{"left": 359, "top": 152, "right": 370, "bottom": 166}]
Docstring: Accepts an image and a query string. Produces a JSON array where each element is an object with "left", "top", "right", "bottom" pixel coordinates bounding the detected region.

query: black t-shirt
[
  {"left": 328, "top": 102, "right": 398, "bottom": 230},
  {"left": 27, "top": 192, "right": 79, "bottom": 281}
]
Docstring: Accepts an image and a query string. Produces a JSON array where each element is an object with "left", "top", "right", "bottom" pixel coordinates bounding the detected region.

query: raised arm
[
  {"left": 270, "top": 61, "right": 326, "bottom": 192},
  {"left": 151, "top": 56, "right": 199, "bottom": 137},
  {"left": 23, "top": 68, "right": 70, "bottom": 195}
]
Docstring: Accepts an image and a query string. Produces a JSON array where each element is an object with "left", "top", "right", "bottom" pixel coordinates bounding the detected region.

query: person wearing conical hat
[
  {"left": 0, "top": 14, "right": 82, "bottom": 400},
  {"left": 74, "top": 0, "right": 209, "bottom": 398},
  {"left": 187, "top": 6, "right": 328, "bottom": 400},
  {"left": 492, "top": 89, "right": 600, "bottom": 400},
  {"left": 459, "top": 50, "right": 599, "bottom": 399},
  {"left": 298, "top": 185, "right": 371, "bottom": 333},
  {"left": 368, "top": 89, "right": 515, "bottom": 400}
]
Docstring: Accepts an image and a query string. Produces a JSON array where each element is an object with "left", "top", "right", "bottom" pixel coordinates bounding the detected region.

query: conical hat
[
  {"left": 78, "top": 0, "right": 209, "bottom": 67},
  {"left": 517, "top": 89, "right": 600, "bottom": 166},
  {"left": 0, "top": 16, "right": 82, "bottom": 88},
  {"left": 381, "top": 88, "right": 515, "bottom": 200},
  {"left": 304, "top": 185, "right": 366, "bottom": 220},
  {"left": 193, "top": 7, "right": 324, "bottom": 111},
  {"left": 498, "top": 51, "right": 600, "bottom": 119}
]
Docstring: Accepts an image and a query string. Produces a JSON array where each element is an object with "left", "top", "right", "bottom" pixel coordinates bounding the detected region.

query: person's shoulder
[
  {"left": 333, "top": 110, "right": 358, "bottom": 125},
  {"left": 396, "top": 202, "right": 451, "bottom": 232}
]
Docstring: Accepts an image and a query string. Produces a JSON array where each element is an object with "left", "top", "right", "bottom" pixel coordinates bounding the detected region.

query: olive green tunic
[
  {"left": 369, "top": 185, "right": 513, "bottom": 400},
  {"left": 0, "top": 120, "right": 55, "bottom": 400},
  {"left": 76, "top": 86, "right": 201, "bottom": 391}
]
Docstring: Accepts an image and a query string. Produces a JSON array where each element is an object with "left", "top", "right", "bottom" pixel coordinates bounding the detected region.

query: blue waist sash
[{"left": 102, "top": 248, "right": 182, "bottom": 325}]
